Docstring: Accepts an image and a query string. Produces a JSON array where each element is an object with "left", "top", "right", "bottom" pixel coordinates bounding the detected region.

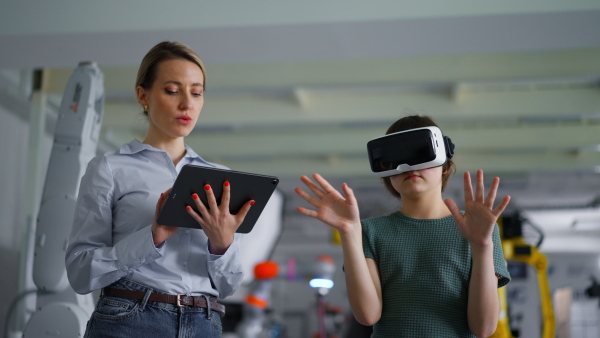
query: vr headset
[{"left": 367, "top": 126, "right": 455, "bottom": 177}]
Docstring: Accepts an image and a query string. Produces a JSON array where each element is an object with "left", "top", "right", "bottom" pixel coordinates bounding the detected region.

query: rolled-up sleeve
[
  {"left": 65, "top": 156, "right": 162, "bottom": 294},
  {"left": 207, "top": 233, "right": 244, "bottom": 298},
  {"left": 492, "top": 224, "right": 511, "bottom": 288}
]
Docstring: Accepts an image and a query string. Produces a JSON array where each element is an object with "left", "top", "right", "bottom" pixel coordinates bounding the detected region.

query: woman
[
  {"left": 66, "top": 41, "right": 253, "bottom": 337},
  {"left": 295, "top": 115, "right": 511, "bottom": 337}
]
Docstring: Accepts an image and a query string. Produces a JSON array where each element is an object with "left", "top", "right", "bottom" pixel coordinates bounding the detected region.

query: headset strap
[{"left": 444, "top": 136, "right": 455, "bottom": 159}]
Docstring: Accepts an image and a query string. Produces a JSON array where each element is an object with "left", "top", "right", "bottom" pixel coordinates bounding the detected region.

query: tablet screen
[{"left": 157, "top": 165, "right": 279, "bottom": 233}]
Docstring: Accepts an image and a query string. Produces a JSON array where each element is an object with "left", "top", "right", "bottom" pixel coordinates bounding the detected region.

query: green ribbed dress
[{"left": 361, "top": 212, "right": 510, "bottom": 337}]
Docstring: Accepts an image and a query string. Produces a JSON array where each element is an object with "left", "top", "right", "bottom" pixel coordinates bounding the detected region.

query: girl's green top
[{"left": 361, "top": 212, "right": 510, "bottom": 337}]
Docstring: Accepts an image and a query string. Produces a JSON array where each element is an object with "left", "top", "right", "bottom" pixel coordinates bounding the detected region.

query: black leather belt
[{"left": 103, "top": 288, "right": 225, "bottom": 317}]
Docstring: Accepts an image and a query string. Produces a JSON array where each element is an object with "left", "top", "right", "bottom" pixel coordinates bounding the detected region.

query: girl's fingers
[
  {"left": 492, "top": 195, "right": 511, "bottom": 217},
  {"left": 485, "top": 177, "right": 500, "bottom": 208},
  {"left": 463, "top": 171, "right": 474, "bottom": 201},
  {"left": 475, "top": 169, "right": 485, "bottom": 202},
  {"left": 313, "top": 173, "right": 339, "bottom": 196},
  {"left": 296, "top": 206, "right": 318, "bottom": 219},
  {"left": 295, "top": 187, "right": 321, "bottom": 208},
  {"left": 341, "top": 183, "right": 356, "bottom": 205},
  {"left": 300, "top": 175, "right": 326, "bottom": 199},
  {"left": 444, "top": 198, "right": 463, "bottom": 221}
]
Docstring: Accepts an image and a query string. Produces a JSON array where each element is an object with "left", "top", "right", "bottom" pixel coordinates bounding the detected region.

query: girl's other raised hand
[
  {"left": 294, "top": 173, "right": 361, "bottom": 235},
  {"left": 444, "top": 170, "right": 511, "bottom": 248}
]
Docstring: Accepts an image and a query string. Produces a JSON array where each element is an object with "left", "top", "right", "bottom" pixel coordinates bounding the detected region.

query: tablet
[{"left": 157, "top": 164, "right": 280, "bottom": 233}]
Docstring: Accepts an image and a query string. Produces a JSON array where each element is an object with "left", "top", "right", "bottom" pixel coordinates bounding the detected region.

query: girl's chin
[{"left": 396, "top": 185, "right": 428, "bottom": 195}]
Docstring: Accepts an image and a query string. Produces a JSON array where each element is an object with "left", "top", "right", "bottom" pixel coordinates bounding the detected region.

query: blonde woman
[{"left": 66, "top": 41, "right": 252, "bottom": 337}]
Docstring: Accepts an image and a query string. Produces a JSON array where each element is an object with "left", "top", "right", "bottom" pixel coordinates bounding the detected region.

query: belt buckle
[{"left": 176, "top": 294, "right": 186, "bottom": 307}]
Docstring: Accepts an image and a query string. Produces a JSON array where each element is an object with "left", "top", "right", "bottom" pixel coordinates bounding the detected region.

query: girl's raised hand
[
  {"left": 295, "top": 173, "right": 361, "bottom": 235},
  {"left": 444, "top": 170, "right": 511, "bottom": 248}
]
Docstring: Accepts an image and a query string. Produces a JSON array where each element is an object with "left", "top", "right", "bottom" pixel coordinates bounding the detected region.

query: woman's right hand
[
  {"left": 151, "top": 188, "right": 178, "bottom": 246},
  {"left": 294, "top": 173, "right": 361, "bottom": 235}
]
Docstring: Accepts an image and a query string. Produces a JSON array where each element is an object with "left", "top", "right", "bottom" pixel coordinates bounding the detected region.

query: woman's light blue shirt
[{"left": 65, "top": 139, "right": 243, "bottom": 298}]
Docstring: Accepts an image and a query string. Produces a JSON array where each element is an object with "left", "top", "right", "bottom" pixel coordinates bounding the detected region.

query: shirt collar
[
  {"left": 119, "top": 139, "right": 210, "bottom": 164},
  {"left": 119, "top": 139, "right": 157, "bottom": 155}
]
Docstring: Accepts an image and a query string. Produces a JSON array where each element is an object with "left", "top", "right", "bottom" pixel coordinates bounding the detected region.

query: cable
[
  {"left": 3, "top": 289, "right": 37, "bottom": 338},
  {"left": 521, "top": 216, "right": 545, "bottom": 248}
]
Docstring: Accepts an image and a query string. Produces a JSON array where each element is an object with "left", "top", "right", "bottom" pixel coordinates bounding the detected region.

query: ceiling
[{"left": 2, "top": 1, "right": 600, "bottom": 251}]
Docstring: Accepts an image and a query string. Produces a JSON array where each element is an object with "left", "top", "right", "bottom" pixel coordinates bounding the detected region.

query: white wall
[{"left": 0, "top": 105, "right": 30, "bottom": 335}]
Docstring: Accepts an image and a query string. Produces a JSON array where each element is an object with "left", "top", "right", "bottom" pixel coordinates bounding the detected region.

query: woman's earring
[{"left": 144, "top": 105, "right": 148, "bottom": 112}]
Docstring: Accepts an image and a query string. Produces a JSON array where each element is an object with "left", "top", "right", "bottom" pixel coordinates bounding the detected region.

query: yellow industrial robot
[{"left": 491, "top": 211, "right": 555, "bottom": 338}]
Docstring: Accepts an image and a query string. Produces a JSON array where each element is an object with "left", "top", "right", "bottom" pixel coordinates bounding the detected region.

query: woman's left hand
[
  {"left": 444, "top": 170, "right": 511, "bottom": 248},
  {"left": 186, "top": 181, "right": 254, "bottom": 255}
]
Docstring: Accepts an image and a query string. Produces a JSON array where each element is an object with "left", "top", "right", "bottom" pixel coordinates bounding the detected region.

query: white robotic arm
[{"left": 23, "top": 62, "right": 104, "bottom": 337}]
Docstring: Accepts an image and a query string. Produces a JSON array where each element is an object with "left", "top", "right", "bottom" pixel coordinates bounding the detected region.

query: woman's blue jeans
[{"left": 84, "top": 279, "right": 222, "bottom": 338}]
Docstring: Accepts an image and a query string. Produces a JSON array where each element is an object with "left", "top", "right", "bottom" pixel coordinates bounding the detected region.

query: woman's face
[
  {"left": 389, "top": 166, "right": 444, "bottom": 199},
  {"left": 137, "top": 58, "right": 204, "bottom": 140}
]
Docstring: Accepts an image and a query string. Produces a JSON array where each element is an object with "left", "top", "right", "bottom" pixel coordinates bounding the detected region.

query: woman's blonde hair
[{"left": 136, "top": 41, "right": 206, "bottom": 114}]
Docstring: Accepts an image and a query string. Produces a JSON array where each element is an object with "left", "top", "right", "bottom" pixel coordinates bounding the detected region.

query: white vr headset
[{"left": 367, "top": 126, "right": 455, "bottom": 177}]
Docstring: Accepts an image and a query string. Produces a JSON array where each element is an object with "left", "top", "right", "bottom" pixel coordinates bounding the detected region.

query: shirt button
[{"left": 185, "top": 230, "right": 190, "bottom": 234}]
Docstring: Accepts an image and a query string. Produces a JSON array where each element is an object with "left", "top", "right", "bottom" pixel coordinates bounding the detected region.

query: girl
[{"left": 295, "top": 115, "right": 511, "bottom": 337}]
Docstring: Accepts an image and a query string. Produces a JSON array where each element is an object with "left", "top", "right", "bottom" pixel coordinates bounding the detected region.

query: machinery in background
[
  {"left": 236, "top": 256, "right": 337, "bottom": 338},
  {"left": 236, "top": 189, "right": 284, "bottom": 286},
  {"left": 585, "top": 276, "right": 600, "bottom": 305},
  {"left": 235, "top": 261, "right": 279, "bottom": 338},
  {"left": 491, "top": 211, "right": 555, "bottom": 338},
  {"left": 22, "top": 62, "right": 105, "bottom": 337}
]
